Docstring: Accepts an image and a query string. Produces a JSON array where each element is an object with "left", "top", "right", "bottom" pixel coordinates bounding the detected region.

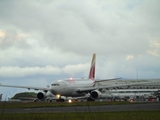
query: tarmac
[{"left": 0, "top": 102, "right": 160, "bottom": 114}]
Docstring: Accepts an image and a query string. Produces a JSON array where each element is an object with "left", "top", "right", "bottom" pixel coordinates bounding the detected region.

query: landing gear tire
[
  {"left": 87, "top": 97, "right": 95, "bottom": 101},
  {"left": 33, "top": 99, "right": 38, "bottom": 102},
  {"left": 56, "top": 98, "right": 65, "bottom": 102}
]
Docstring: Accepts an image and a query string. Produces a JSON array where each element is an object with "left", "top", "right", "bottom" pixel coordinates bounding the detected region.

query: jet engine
[
  {"left": 37, "top": 92, "right": 47, "bottom": 100},
  {"left": 90, "top": 90, "right": 101, "bottom": 99}
]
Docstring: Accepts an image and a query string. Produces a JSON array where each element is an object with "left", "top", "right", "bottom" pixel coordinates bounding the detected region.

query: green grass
[
  {"left": 1, "top": 111, "right": 160, "bottom": 120},
  {"left": 0, "top": 101, "right": 148, "bottom": 109},
  {"left": 1, "top": 101, "right": 160, "bottom": 120}
]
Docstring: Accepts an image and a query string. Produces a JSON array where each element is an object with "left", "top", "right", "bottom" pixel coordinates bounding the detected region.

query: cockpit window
[{"left": 51, "top": 84, "right": 59, "bottom": 86}]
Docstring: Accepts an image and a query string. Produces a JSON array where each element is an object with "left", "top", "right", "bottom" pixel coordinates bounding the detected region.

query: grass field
[
  {"left": 1, "top": 111, "right": 160, "bottom": 120},
  {"left": 0, "top": 101, "right": 160, "bottom": 120},
  {"left": 0, "top": 101, "right": 148, "bottom": 109}
]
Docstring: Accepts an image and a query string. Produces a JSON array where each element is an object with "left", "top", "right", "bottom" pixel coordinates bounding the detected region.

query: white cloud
[
  {"left": 126, "top": 55, "right": 134, "bottom": 60},
  {"left": 147, "top": 40, "right": 160, "bottom": 56},
  {"left": 147, "top": 50, "right": 160, "bottom": 57},
  {"left": 0, "top": 66, "right": 61, "bottom": 77},
  {"left": 150, "top": 40, "right": 160, "bottom": 48},
  {"left": 0, "top": 29, "right": 5, "bottom": 37},
  {"left": 62, "top": 63, "right": 89, "bottom": 76}
]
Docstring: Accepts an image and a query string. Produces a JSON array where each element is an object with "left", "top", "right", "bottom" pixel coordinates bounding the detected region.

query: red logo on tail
[{"left": 89, "top": 54, "right": 96, "bottom": 79}]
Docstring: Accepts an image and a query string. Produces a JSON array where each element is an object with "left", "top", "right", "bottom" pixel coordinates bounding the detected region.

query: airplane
[{"left": 0, "top": 54, "right": 158, "bottom": 102}]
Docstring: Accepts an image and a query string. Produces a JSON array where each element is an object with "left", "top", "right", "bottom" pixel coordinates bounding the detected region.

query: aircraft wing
[
  {"left": 0, "top": 83, "right": 50, "bottom": 91},
  {"left": 76, "top": 81, "right": 158, "bottom": 92},
  {"left": 95, "top": 78, "right": 121, "bottom": 82}
]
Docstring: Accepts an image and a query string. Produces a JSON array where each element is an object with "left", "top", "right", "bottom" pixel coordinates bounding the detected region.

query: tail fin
[{"left": 88, "top": 53, "right": 96, "bottom": 79}]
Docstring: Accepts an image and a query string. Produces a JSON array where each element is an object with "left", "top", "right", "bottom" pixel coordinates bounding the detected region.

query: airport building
[
  {"left": 102, "top": 79, "right": 160, "bottom": 89},
  {"left": 101, "top": 79, "right": 160, "bottom": 100}
]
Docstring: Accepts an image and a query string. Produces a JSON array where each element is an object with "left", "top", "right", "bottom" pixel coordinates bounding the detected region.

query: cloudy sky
[{"left": 0, "top": 0, "right": 160, "bottom": 99}]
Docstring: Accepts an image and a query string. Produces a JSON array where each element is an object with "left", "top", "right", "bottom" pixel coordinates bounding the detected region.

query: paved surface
[{"left": 0, "top": 102, "right": 160, "bottom": 114}]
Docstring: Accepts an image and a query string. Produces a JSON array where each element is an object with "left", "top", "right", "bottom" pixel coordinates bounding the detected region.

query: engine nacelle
[
  {"left": 37, "top": 92, "right": 47, "bottom": 100},
  {"left": 90, "top": 90, "right": 101, "bottom": 99}
]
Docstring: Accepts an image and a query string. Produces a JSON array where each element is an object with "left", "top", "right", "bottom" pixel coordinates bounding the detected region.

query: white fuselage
[{"left": 49, "top": 79, "right": 95, "bottom": 97}]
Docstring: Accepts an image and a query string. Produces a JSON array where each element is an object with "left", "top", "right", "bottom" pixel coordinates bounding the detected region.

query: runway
[{"left": 1, "top": 102, "right": 160, "bottom": 114}]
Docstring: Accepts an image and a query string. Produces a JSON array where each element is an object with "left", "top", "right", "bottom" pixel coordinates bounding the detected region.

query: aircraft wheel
[
  {"left": 87, "top": 97, "right": 95, "bottom": 101},
  {"left": 33, "top": 99, "right": 38, "bottom": 102},
  {"left": 56, "top": 98, "right": 65, "bottom": 102}
]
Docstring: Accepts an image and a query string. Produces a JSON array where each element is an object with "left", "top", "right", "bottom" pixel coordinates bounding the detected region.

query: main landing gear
[
  {"left": 87, "top": 97, "right": 95, "bottom": 101},
  {"left": 56, "top": 97, "right": 65, "bottom": 102}
]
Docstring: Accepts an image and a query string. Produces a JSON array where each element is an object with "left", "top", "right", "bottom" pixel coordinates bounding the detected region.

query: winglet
[{"left": 88, "top": 53, "right": 96, "bottom": 79}]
